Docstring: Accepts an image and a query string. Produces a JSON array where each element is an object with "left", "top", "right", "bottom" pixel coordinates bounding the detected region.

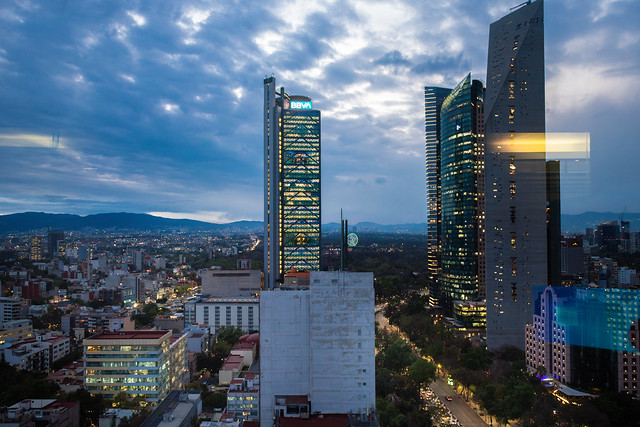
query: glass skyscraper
[
  {"left": 425, "top": 86, "right": 452, "bottom": 307},
  {"left": 264, "top": 77, "right": 321, "bottom": 289},
  {"left": 439, "top": 74, "right": 485, "bottom": 306}
]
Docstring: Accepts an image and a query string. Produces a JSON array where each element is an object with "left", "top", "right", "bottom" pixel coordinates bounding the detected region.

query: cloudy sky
[{"left": 0, "top": 0, "right": 638, "bottom": 224}]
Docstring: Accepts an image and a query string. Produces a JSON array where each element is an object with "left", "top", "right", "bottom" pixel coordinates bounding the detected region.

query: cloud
[{"left": 0, "top": 0, "right": 638, "bottom": 223}]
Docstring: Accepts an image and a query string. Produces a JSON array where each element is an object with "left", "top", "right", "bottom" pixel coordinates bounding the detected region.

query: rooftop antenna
[{"left": 510, "top": 0, "right": 531, "bottom": 11}]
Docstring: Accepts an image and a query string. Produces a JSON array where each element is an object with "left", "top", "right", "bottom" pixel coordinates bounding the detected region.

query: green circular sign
[{"left": 347, "top": 233, "right": 358, "bottom": 247}]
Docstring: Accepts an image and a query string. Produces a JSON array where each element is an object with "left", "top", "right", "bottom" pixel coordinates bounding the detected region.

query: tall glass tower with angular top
[
  {"left": 439, "top": 74, "right": 485, "bottom": 308},
  {"left": 264, "top": 77, "right": 321, "bottom": 290},
  {"left": 484, "top": 0, "right": 547, "bottom": 351}
]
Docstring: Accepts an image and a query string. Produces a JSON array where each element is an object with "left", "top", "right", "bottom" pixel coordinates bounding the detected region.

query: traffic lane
[{"left": 430, "top": 378, "right": 488, "bottom": 427}]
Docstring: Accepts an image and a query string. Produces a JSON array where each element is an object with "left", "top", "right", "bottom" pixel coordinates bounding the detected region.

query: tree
[
  {"left": 216, "top": 326, "right": 244, "bottom": 345},
  {"left": 376, "top": 397, "right": 406, "bottom": 427},
  {"left": 460, "top": 345, "right": 493, "bottom": 371},
  {"left": 407, "top": 358, "right": 436, "bottom": 388},
  {"left": 378, "top": 339, "right": 417, "bottom": 373},
  {"left": 202, "top": 391, "right": 227, "bottom": 410},
  {"left": 62, "top": 388, "right": 106, "bottom": 427}
]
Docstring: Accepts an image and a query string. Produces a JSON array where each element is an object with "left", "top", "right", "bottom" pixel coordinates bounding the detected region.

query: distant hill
[
  {"left": 1, "top": 211, "right": 638, "bottom": 235},
  {"left": 324, "top": 222, "right": 426, "bottom": 234},
  {"left": 0, "top": 212, "right": 262, "bottom": 234}
]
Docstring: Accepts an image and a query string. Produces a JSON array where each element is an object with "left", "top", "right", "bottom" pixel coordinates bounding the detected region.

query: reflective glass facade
[
  {"left": 281, "top": 110, "right": 321, "bottom": 273},
  {"left": 425, "top": 86, "right": 452, "bottom": 307},
  {"left": 439, "top": 74, "right": 485, "bottom": 305},
  {"left": 264, "top": 77, "right": 321, "bottom": 288}
]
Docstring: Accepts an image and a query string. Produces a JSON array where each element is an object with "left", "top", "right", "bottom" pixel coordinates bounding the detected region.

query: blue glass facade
[
  {"left": 439, "top": 74, "right": 484, "bottom": 304},
  {"left": 425, "top": 86, "right": 452, "bottom": 307}
]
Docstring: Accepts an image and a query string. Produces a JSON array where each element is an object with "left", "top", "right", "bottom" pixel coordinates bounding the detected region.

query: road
[
  {"left": 429, "top": 378, "right": 488, "bottom": 427},
  {"left": 376, "top": 304, "right": 489, "bottom": 426}
]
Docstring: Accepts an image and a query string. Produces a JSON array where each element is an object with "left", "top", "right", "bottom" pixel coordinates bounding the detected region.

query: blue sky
[{"left": 0, "top": 0, "right": 638, "bottom": 224}]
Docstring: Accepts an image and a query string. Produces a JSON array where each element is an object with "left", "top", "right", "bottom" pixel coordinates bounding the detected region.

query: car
[{"left": 445, "top": 396, "right": 453, "bottom": 401}]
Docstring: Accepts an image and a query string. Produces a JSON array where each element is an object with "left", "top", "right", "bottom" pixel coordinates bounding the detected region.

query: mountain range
[{"left": 0, "top": 211, "right": 638, "bottom": 235}]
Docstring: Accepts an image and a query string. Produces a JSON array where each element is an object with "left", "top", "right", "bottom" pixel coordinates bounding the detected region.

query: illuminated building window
[
  {"left": 509, "top": 181, "right": 516, "bottom": 199},
  {"left": 511, "top": 232, "right": 517, "bottom": 250},
  {"left": 511, "top": 257, "right": 517, "bottom": 276}
]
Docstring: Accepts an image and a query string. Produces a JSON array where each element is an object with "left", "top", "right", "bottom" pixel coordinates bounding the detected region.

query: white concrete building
[
  {"left": 194, "top": 298, "right": 259, "bottom": 335},
  {"left": 260, "top": 271, "right": 376, "bottom": 426}
]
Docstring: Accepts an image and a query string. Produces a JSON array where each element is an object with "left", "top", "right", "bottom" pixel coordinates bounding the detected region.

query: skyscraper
[
  {"left": 484, "top": 0, "right": 547, "bottom": 350},
  {"left": 264, "top": 77, "right": 321, "bottom": 290},
  {"left": 425, "top": 86, "right": 452, "bottom": 307},
  {"left": 439, "top": 74, "right": 485, "bottom": 308}
]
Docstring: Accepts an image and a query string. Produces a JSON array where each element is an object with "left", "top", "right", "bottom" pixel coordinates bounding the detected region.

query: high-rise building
[
  {"left": 264, "top": 77, "right": 321, "bottom": 289},
  {"left": 259, "top": 271, "right": 376, "bottom": 426},
  {"left": 29, "top": 236, "right": 43, "bottom": 262},
  {"left": 47, "top": 230, "right": 64, "bottom": 257},
  {"left": 425, "top": 86, "right": 452, "bottom": 307},
  {"left": 438, "top": 74, "right": 485, "bottom": 308},
  {"left": 484, "top": 0, "right": 547, "bottom": 351}
]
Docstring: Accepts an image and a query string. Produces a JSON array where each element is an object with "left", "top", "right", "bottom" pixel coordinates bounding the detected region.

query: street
[{"left": 429, "top": 378, "right": 488, "bottom": 427}]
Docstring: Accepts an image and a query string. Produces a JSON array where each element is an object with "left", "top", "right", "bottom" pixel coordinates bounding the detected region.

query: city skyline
[{"left": 0, "top": 0, "right": 638, "bottom": 224}]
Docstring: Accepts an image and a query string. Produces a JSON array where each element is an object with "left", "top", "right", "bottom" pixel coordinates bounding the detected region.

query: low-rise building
[
  {"left": 1, "top": 338, "right": 50, "bottom": 371},
  {"left": 0, "top": 319, "right": 33, "bottom": 344},
  {"left": 227, "top": 373, "right": 259, "bottom": 422},
  {"left": 62, "top": 307, "right": 134, "bottom": 335},
  {"left": 139, "top": 390, "right": 202, "bottom": 427},
  {"left": 2, "top": 399, "right": 80, "bottom": 427}
]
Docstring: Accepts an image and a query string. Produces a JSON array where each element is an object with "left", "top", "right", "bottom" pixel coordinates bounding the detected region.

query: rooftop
[
  {"left": 221, "top": 354, "right": 244, "bottom": 371},
  {"left": 85, "top": 330, "right": 170, "bottom": 341}
]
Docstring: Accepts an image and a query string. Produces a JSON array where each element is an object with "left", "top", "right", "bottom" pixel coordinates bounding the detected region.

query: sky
[{"left": 0, "top": 0, "right": 638, "bottom": 225}]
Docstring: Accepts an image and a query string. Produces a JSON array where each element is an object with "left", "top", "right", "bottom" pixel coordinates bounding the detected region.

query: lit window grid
[
  {"left": 279, "top": 110, "right": 321, "bottom": 275},
  {"left": 438, "top": 76, "right": 482, "bottom": 302}
]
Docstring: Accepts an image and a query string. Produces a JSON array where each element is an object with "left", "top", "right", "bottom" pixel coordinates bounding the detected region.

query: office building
[
  {"left": 438, "top": 74, "right": 485, "bottom": 308},
  {"left": 526, "top": 286, "right": 640, "bottom": 395},
  {"left": 169, "top": 333, "right": 189, "bottom": 390},
  {"left": 193, "top": 297, "right": 259, "bottom": 335},
  {"left": 260, "top": 271, "right": 375, "bottom": 426},
  {"left": 29, "top": 236, "right": 43, "bottom": 262},
  {"left": 484, "top": 0, "right": 548, "bottom": 351},
  {"left": 596, "top": 221, "right": 621, "bottom": 252},
  {"left": 264, "top": 76, "right": 321, "bottom": 289},
  {"left": 425, "top": 86, "right": 452, "bottom": 307},
  {"left": 84, "top": 330, "right": 182, "bottom": 402},
  {"left": 47, "top": 230, "right": 64, "bottom": 257},
  {"left": 0, "top": 297, "right": 22, "bottom": 323},
  {"left": 199, "top": 269, "right": 261, "bottom": 297}
]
